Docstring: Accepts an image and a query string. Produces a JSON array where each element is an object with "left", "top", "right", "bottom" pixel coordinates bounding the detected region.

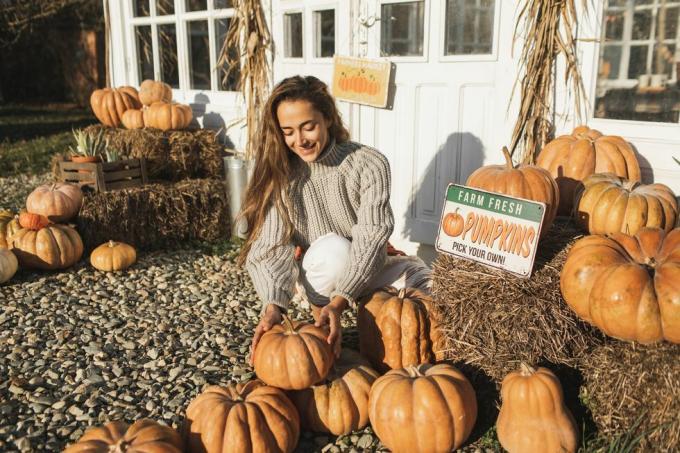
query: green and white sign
[{"left": 435, "top": 184, "right": 547, "bottom": 278}]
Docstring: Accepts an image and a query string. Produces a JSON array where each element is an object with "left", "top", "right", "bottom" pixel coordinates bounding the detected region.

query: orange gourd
[
  {"left": 0, "top": 248, "right": 18, "bottom": 284},
  {"left": 63, "top": 419, "right": 183, "bottom": 453},
  {"left": 0, "top": 210, "right": 21, "bottom": 249},
  {"left": 90, "top": 86, "right": 142, "bottom": 127},
  {"left": 139, "top": 79, "right": 172, "bottom": 106},
  {"left": 143, "top": 102, "right": 193, "bottom": 131},
  {"left": 26, "top": 183, "right": 83, "bottom": 223},
  {"left": 121, "top": 108, "right": 145, "bottom": 129},
  {"left": 11, "top": 224, "right": 83, "bottom": 270},
  {"left": 18, "top": 212, "right": 49, "bottom": 230},
  {"left": 90, "top": 240, "right": 137, "bottom": 272}
]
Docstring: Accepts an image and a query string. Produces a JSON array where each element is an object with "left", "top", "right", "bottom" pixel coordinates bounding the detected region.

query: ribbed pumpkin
[
  {"left": 143, "top": 102, "right": 193, "bottom": 131},
  {"left": 287, "top": 349, "right": 379, "bottom": 435},
  {"left": 536, "top": 125, "right": 641, "bottom": 215},
  {"left": 139, "top": 79, "right": 172, "bottom": 106},
  {"left": 0, "top": 249, "right": 18, "bottom": 284},
  {"left": 63, "top": 419, "right": 183, "bottom": 453},
  {"left": 0, "top": 210, "right": 21, "bottom": 249},
  {"left": 184, "top": 380, "right": 299, "bottom": 453},
  {"left": 466, "top": 146, "right": 559, "bottom": 237},
  {"left": 90, "top": 86, "right": 142, "bottom": 127},
  {"left": 442, "top": 208, "right": 464, "bottom": 237},
  {"left": 90, "top": 240, "right": 137, "bottom": 272},
  {"left": 369, "top": 363, "right": 477, "bottom": 453},
  {"left": 574, "top": 173, "right": 677, "bottom": 235},
  {"left": 18, "top": 212, "right": 49, "bottom": 230},
  {"left": 11, "top": 224, "right": 83, "bottom": 270},
  {"left": 358, "top": 287, "right": 443, "bottom": 373},
  {"left": 121, "top": 108, "right": 145, "bottom": 129},
  {"left": 497, "top": 363, "right": 578, "bottom": 453},
  {"left": 26, "top": 183, "right": 83, "bottom": 222},
  {"left": 253, "top": 315, "right": 335, "bottom": 389},
  {"left": 561, "top": 227, "right": 680, "bottom": 344}
]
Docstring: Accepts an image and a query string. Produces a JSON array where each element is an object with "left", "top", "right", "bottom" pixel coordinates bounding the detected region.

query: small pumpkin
[
  {"left": 26, "top": 183, "right": 83, "bottom": 223},
  {"left": 18, "top": 212, "right": 49, "bottom": 230},
  {"left": 0, "top": 249, "right": 18, "bottom": 284},
  {"left": 184, "top": 380, "right": 300, "bottom": 453},
  {"left": 253, "top": 315, "right": 335, "bottom": 389},
  {"left": 497, "top": 363, "right": 578, "bottom": 453},
  {"left": 90, "top": 86, "right": 142, "bottom": 127},
  {"left": 287, "top": 349, "right": 379, "bottom": 435},
  {"left": 0, "top": 210, "right": 21, "bottom": 249},
  {"left": 121, "top": 108, "right": 145, "bottom": 129},
  {"left": 139, "top": 79, "right": 172, "bottom": 106},
  {"left": 11, "top": 224, "right": 83, "bottom": 270},
  {"left": 63, "top": 419, "right": 183, "bottom": 453},
  {"left": 537, "top": 125, "right": 641, "bottom": 215},
  {"left": 561, "top": 227, "right": 680, "bottom": 343},
  {"left": 574, "top": 173, "right": 677, "bottom": 236},
  {"left": 442, "top": 208, "right": 464, "bottom": 237},
  {"left": 90, "top": 240, "right": 137, "bottom": 272},
  {"left": 467, "top": 146, "right": 560, "bottom": 237},
  {"left": 359, "top": 287, "right": 443, "bottom": 373},
  {"left": 143, "top": 101, "right": 193, "bottom": 131},
  {"left": 369, "top": 363, "right": 477, "bottom": 453}
]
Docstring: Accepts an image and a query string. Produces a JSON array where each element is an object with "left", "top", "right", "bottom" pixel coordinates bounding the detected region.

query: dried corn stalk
[{"left": 510, "top": 0, "right": 588, "bottom": 165}]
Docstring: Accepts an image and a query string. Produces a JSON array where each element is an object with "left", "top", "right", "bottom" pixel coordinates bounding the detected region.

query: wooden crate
[{"left": 58, "top": 158, "right": 148, "bottom": 192}]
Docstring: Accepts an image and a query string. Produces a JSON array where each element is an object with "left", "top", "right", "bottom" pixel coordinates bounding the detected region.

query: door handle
[{"left": 358, "top": 15, "right": 380, "bottom": 27}]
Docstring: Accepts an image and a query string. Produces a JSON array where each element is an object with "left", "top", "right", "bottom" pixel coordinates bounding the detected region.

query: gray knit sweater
[{"left": 245, "top": 140, "right": 394, "bottom": 313}]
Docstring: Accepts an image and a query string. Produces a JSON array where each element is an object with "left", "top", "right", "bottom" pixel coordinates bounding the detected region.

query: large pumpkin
[
  {"left": 253, "top": 315, "right": 335, "bottom": 389},
  {"left": 143, "top": 102, "right": 193, "bottom": 131},
  {"left": 497, "top": 363, "right": 578, "bottom": 453},
  {"left": 561, "top": 227, "right": 680, "bottom": 343},
  {"left": 184, "top": 380, "right": 300, "bottom": 453},
  {"left": 574, "top": 173, "right": 677, "bottom": 236},
  {"left": 536, "top": 125, "right": 641, "bottom": 215},
  {"left": 467, "top": 146, "right": 560, "bottom": 236},
  {"left": 90, "top": 86, "right": 142, "bottom": 127},
  {"left": 121, "top": 108, "right": 145, "bottom": 129},
  {"left": 358, "top": 287, "right": 443, "bottom": 373},
  {"left": 0, "top": 210, "right": 20, "bottom": 249},
  {"left": 139, "top": 79, "right": 172, "bottom": 106},
  {"left": 26, "top": 183, "right": 83, "bottom": 223},
  {"left": 90, "top": 240, "right": 137, "bottom": 272},
  {"left": 287, "top": 349, "right": 379, "bottom": 435},
  {"left": 11, "top": 224, "right": 83, "bottom": 270},
  {"left": 63, "top": 419, "right": 183, "bottom": 453},
  {"left": 0, "top": 249, "right": 18, "bottom": 284},
  {"left": 369, "top": 363, "right": 477, "bottom": 453}
]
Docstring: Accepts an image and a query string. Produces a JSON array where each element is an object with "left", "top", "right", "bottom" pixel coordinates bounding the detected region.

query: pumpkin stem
[
  {"left": 397, "top": 288, "right": 406, "bottom": 299},
  {"left": 501, "top": 146, "right": 515, "bottom": 170},
  {"left": 406, "top": 365, "right": 423, "bottom": 378},
  {"left": 108, "top": 240, "right": 115, "bottom": 248},
  {"left": 238, "top": 379, "right": 261, "bottom": 399},
  {"left": 519, "top": 362, "right": 536, "bottom": 376},
  {"left": 113, "top": 440, "right": 129, "bottom": 453},
  {"left": 282, "top": 314, "right": 296, "bottom": 334},
  {"left": 50, "top": 183, "right": 57, "bottom": 191},
  {"left": 623, "top": 180, "right": 639, "bottom": 191}
]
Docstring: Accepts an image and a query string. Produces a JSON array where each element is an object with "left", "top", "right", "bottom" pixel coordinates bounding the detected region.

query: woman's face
[{"left": 277, "top": 99, "right": 329, "bottom": 162}]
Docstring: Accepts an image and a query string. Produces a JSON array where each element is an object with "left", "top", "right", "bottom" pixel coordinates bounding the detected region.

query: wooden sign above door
[{"left": 331, "top": 55, "right": 391, "bottom": 108}]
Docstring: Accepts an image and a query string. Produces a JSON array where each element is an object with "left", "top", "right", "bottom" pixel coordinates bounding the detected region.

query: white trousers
[{"left": 296, "top": 233, "right": 432, "bottom": 307}]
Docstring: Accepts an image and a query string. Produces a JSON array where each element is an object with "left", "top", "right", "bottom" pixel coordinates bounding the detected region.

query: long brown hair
[{"left": 237, "top": 75, "right": 350, "bottom": 265}]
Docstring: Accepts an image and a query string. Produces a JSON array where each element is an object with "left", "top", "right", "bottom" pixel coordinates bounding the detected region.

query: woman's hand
[
  {"left": 249, "top": 304, "right": 283, "bottom": 366},
  {"left": 315, "top": 296, "right": 348, "bottom": 358}
]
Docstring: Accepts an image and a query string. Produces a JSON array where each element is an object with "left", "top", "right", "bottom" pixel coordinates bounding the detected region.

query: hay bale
[
  {"left": 581, "top": 341, "right": 679, "bottom": 451},
  {"left": 76, "top": 179, "right": 229, "bottom": 251},
  {"left": 430, "top": 219, "right": 603, "bottom": 382}
]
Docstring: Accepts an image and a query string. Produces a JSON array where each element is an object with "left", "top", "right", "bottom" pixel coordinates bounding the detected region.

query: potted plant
[{"left": 69, "top": 129, "right": 106, "bottom": 165}]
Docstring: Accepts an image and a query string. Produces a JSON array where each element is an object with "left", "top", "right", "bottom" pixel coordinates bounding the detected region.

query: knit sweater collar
[{"left": 293, "top": 138, "right": 345, "bottom": 178}]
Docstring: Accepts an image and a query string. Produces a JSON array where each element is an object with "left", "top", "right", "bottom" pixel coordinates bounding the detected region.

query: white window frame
[
  {"left": 282, "top": 8, "right": 306, "bottom": 62},
  {"left": 309, "top": 4, "right": 338, "bottom": 63},
  {"left": 376, "top": 0, "right": 430, "bottom": 63},
  {"left": 438, "top": 0, "right": 501, "bottom": 62}
]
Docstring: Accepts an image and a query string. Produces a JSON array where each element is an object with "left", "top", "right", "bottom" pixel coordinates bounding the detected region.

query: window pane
[
  {"left": 653, "top": 43, "right": 676, "bottom": 77},
  {"left": 156, "top": 0, "right": 174, "bottom": 15},
  {"left": 656, "top": 6, "right": 679, "bottom": 40},
  {"left": 604, "top": 10, "right": 625, "bottom": 40},
  {"left": 381, "top": 1, "right": 425, "bottom": 56},
  {"left": 135, "top": 26, "right": 154, "bottom": 82},
  {"left": 159, "top": 24, "right": 179, "bottom": 88},
  {"left": 186, "top": 0, "right": 207, "bottom": 11},
  {"left": 216, "top": 18, "right": 240, "bottom": 91},
  {"left": 133, "top": 0, "right": 150, "bottom": 17},
  {"left": 284, "top": 12, "right": 303, "bottom": 58},
  {"left": 634, "top": 0, "right": 653, "bottom": 5},
  {"left": 632, "top": 10, "right": 652, "bottom": 40},
  {"left": 600, "top": 45, "right": 622, "bottom": 80},
  {"left": 628, "top": 45, "right": 649, "bottom": 79},
  {"left": 445, "top": 0, "right": 495, "bottom": 55},
  {"left": 187, "top": 21, "right": 211, "bottom": 90},
  {"left": 608, "top": 0, "right": 628, "bottom": 7},
  {"left": 215, "top": 0, "right": 233, "bottom": 7},
  {"left": 314, "top": 9, "right": 335, "bottom": 58}
]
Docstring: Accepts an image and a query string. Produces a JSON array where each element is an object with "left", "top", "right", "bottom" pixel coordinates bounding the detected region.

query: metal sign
[
  {"left": 435, "top": 184, "right": 547, "bottom": 278},
  {"left": 331, "top": 55, "right": 390, "bottom": 108}
]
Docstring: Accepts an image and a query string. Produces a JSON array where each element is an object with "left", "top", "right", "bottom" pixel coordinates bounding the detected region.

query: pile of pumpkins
[
  {"left": 0, "top": 182, "right": 138, "bottom": 285},
  {"left": 90, "top": 79, "right": 193, "bottom": 131},
  {"left": 64, "top": 287, "right": 579, "bottom": 453}
]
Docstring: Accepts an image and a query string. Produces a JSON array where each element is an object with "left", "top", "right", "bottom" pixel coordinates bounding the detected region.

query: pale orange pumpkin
[
  {"left": 369, "top": 363, "right": 477, "bottom": 453},
  {"left": 121, "top": 108, "right": 145, "bottom": 129},
  {"left": 26, "top": 183, "right": 83, "bottom": 223},
  {"left": 18, "top": 212, "right": 49, "bottom": 230},
  {"left": 63, "top": 419, "right": 183, "bottom": 453},
  {"left": 537, "top": 125, "right": 641, "bottom": 215},
  {"left": 574, "top": 173, "right": 677, "bottom": 235},
  {"left": 497, "top": 363, "right": 578, "bottom": 453},
  {"left": 139, "top": 79, "right": 172, "bottom": 106},
  {"left": 467, "top": 146, "right": 560, "bottom": 237},
  {"left": 0, "top": 210, "right": 21, "bottom": 249},
  {"left": 561, "top": 227, "right": 680, "bottom": 343},
  {"left": 143, "top": 102, "right": 193, "bottom": 131},
  {"left": 0, "top": 248, "right": 18, "bottom": 284},
  {"left": 359, "top": 287, "right": 443, "bottom": 373},
  {"left": 11, "top": 224, "right": 83, "bottom": 270},
  {"left": 90, "top": 86, "right": 142, "bottom": 127},
  {"left": 184, "top": 380, "right": 300, "bottom": 453},
  {"left": 287, "top": 349, "right": 379, "bottom": 435},
  {"left": 442, "top": 208, "right": 464, "bottom": 237},
  {"left": 90, "top": 240, "right": 137, "bottom": 272},
  {"left": 253, "top": 315, "right": 335, "bottom": 389}
]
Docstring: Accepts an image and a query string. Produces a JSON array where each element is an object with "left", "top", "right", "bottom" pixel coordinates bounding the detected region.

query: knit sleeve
[
  {"left": 330, "top": 150, "right": 394, "bottom": 307},
  {"left": 245, "top": 203, "right": 297, "bottom": 314}
]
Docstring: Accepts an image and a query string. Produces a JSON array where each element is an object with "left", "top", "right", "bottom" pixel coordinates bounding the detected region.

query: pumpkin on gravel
[
  {"left": 11, "top": 224, "right": 83, "bottom": 270},
  {"left": 90, "top": 86, "right": 142, "bottom": 128},
  {"left": 63, "top": 419, "right": 183, "bottom": 453},
  {"left": 0, "top": 210, "right": 20, "bottom": 249},
  {"left": 90, "top": 240, "right": 137, "bottom": 272},
  {"left": 0, "top": 249, "right": 18, "bottom": 284},
  {"left": 26, "top": 182, "right": 83, "bottom": 222}
]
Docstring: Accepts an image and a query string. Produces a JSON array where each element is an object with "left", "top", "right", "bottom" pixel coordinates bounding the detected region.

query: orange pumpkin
[
  {"left": 139, "top": 79, "right": 172, "bottom": 106},
  {"left": 90, "top": 240, "right": 137, "bottom": 272},
  {"left": 26, "top": 183, "right": 83, "bottom": 223},
  {"left": 442, "top": 208, "right": 464, "bottom": 237},
  {"left": 560, "top": 227, "right": 680, "bottom": 343},
  {"left": 467, "top": 146, "right": 560, "bottom": 237},
  {"left": 90, "top": 86, "right": 142, "bottom": 127},
  {"left": 121, "top": 108, "right": 145, "bottom": 129},
  {"left": 63, "top": 419, "right": 183, "bottom": 453},
  {"left": 11, "top": 224, "right": 83, "bottom": 270},
  {"left": 18, "top": 212, "right": 49, "bottom": 230},
  {"left": 0, "top": 210, "right": 20, "bottom": 249},
  {"left": 537, "top": 125, "right": 641, "bottom": 215},
  {"left": 143, "top": 102, "right": 193, "bottom": 131}
]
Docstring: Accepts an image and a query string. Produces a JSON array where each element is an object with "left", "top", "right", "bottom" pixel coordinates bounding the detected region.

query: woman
[{"left": 239, "top": 75, "right": 431, "bottom": 362}]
